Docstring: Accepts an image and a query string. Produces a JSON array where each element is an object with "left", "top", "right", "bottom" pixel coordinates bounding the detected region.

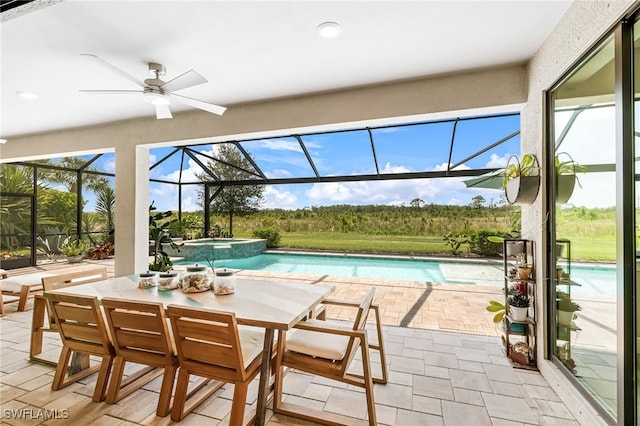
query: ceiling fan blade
[
  {"left": 79, "top": 90, "right": 142, "bottom": 95},
  {"left": 80, "top": 54, "right": 145, "bottom": 88},
  {"left": 155, "top": 104, "right": 173, "bottom": 120},
  {"left": 161, "top": 69, "right": 207, "bottom": 92},
  {"left": 171, "top": 93, "right": 227, "bottom": 115}
]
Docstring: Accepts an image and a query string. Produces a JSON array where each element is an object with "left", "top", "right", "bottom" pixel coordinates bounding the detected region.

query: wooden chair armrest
[
  {"left": 293, "top": 321, "right": 366, "bottom": 338},
  {"left": 320, "top": 298, "right": 361, "bottom": 308}
]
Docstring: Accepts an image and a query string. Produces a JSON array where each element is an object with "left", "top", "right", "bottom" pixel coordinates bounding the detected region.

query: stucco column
[{"left": 114, "top": 144, "right": 149, "bottom": 276}]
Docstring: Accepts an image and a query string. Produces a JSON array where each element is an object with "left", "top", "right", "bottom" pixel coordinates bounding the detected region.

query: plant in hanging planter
[
  {"left": 507, "top": 292, "right": 531, "bottom": 321},
  {"left": 501, "top": 154, "right": 540, "bottom": 205},
  {"left": 555, "top": 153, "right": 586, "bottom": 204},
  {"left": 557, "top": 291, "right": 581, "bottom": 326}
]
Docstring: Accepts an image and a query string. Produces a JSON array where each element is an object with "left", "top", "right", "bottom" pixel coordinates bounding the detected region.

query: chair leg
[
  {"left": 360, "top": 339, "right": 377, "bottom": 426},
  {"left": 92, "top": 355, "right": 114, "bottom": 402},
  {"left": 371, "top": 304, "right": 388, "bottom": 384},
  {"left": 171, "top": 368, "right": 191, "bottom": 421},
  {"left": 30, "top": 297, "right": 47, "bottom": 360},
  {"left": 105, "top": 356, "right": 126, "bottom": 404},
  {"left": 272, "top": 331, "right": 286, "bottom": 411},
  {"left": 17, "top": 285, "right": 29, "bottom": 311},
  {"left": 230, "top": 381, "right": 249, "bottom": 425},
  {"left": 156, "top": 365, "right": 177, "bottom": 417},
  {"left": 51, "top": 346, "right": 74, "bottom": 391}
]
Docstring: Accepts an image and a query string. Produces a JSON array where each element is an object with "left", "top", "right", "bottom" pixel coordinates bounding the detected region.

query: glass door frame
[{"left": 544, "top": 15, "right": 638, "bottom": 425}]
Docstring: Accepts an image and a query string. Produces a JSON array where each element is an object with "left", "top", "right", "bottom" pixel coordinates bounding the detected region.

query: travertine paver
[{"left": 0, "top": 260, "right": 577, "bottom": 425}]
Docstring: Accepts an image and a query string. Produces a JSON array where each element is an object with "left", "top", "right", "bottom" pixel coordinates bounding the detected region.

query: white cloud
[
  {"left": 263, "top": 186, "right": 298, "bottom": 209},
  {"left": 265, "top": 169, "right": 292, "bottom": 179},
  {"left": 253, "top": 139, "right": 302, "bottom": 152},
  {"left": 486, "top": 153, "right": 511, "bottom": 168}
]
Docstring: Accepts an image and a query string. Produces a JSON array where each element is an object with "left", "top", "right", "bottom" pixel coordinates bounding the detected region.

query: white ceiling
[{"left": 0, "top": 0, "right": 572, "bottom": 139}]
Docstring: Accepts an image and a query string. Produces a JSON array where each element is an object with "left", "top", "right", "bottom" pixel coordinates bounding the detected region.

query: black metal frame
[{"left": 545, "top": 10, "right": 639, "bottom": 424}]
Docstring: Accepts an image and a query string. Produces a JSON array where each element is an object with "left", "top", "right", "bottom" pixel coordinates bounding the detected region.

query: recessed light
[
  {"left": 17, "top": 91, "right": 39, "bottom": 100},
  {"left": 317, "top": 21, "right": 341, "bottom": 38}
]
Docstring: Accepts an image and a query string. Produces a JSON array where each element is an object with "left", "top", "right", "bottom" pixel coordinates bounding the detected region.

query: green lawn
[{"left": 234, "top": 230, "right": 616, "bottom": 261}]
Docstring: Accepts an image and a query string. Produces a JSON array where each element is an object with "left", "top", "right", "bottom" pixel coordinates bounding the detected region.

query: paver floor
[{"left": 0, "top": 259, "right": 578, "bottom": 425}]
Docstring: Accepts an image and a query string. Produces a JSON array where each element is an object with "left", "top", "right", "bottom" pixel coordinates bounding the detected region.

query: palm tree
[{"left": 95, "top": 186, "right": 115, "bottom": 241}]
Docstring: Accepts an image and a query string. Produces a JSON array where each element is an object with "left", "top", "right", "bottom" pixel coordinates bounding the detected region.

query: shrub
[
  {"left": 442, "top": 232, "right": 469, "bottom": 255},
  {"left": 253, "top": 226, "right": 281, "bottom": 248},
  {"left": 468, "top": 230, "right": 504, "bottom": 257}
]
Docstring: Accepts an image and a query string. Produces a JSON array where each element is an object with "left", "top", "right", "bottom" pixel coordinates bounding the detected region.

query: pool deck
[
  {"left": 0, "top": 258, "right": 582, "bottom": 425},
  {"left": 1, "top": 257, "right": 504, "bottom": 336}
]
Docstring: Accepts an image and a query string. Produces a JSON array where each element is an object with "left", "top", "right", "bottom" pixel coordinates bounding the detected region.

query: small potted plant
[
  {"left": 507, "top": 292, "right": 531, "bottom": 321},
  {"left": 557, "top": 291, "right": 581, "bottom": 326},
  {"left": 555, "top": 152, "right": 586, "bottom": 204},
  {"left": 502, "top": 153, "right": 540, "bottom": 205},
  {"left": 514, "top": 252, "right": 532, "bottom": 280}
]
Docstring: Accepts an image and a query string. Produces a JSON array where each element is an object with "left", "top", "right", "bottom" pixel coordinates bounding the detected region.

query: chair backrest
[
  {"left": 102, "top": 298, "right": 175, "bottom": 366},
  {"left": 166, "top": 305, "right": 248, "bottom": 383},
  {"left": 45, "top": 292, "right": 113, "bottom": 356},
  {"left": 42, "top": 267, "right": 108, "bottom": 292}
]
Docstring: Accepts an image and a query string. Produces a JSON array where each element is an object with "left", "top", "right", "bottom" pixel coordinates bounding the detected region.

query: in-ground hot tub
[{"left": 163, "top": 238, "right": 266, "bottom": 261}]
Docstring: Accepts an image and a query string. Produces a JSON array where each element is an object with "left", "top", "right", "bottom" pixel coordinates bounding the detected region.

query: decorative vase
[
  {"left": 506, "top": 241, "right": 524, "bottom": 257},
  {"left": 510, "top": 305, "right": 528, "bottom": 322},
  {"left": 505, "top": 176, "right": 540, "bottom": 205},
  {"left": 517, "top": 267, "right": 532, "bottom": 280},
  {"left": 558, "top": 310, "right": 575, "bottom": 326},
  {"left": 67, "top": 255, "right": 83, "bottom": 263},
  {"left": 556, "top": 174, "right": 576, "bottom": 204}
]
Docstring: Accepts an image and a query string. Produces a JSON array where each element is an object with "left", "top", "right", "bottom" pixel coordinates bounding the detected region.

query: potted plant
[
  {"left": 557, "top": 291, "right": 581, "bottom": 326},
  {"left": 555, "top": 153, "right": 586, "bottom": 204},
  {"left": 149, "top": 202, "right": 182, "bottom": 272},
  {"left": 86, "top": 241, "right": 114, "bottom": 260},
  {"left": 59, "top": 238, "right": 89, "bottom": 263},
  {"left": 507, "top": 292, "right": 531, "bottom": 321},
  {"left": 515, "top": 252, "right": 533, "bottom": 280},
  {"left": 502, "top": 154, "right": 540, "bottom": 205}
]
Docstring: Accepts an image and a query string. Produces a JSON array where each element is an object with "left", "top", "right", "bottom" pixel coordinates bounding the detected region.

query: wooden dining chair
[
  {"left": 273, "top": 287, "right": 381, "bottom": 426},
  {"left": 166, "top": 305, "right": 265, "bottom": 424},
  {"left": 310, "top": 293, "right": 388, "bottom": 385},
  {"left": 45, "top": 292, "right": 115, "bottom": 402},
  {"left": 30, "top": 266, "right": 108, "bottom": 364},
  {"left": 101, "top": 298, "right": 178, "bottom": 417}
]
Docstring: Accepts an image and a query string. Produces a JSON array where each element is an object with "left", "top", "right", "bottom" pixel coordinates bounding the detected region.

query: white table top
[{"left": 48, "top": 275, "right": 334, "bottom": 330}]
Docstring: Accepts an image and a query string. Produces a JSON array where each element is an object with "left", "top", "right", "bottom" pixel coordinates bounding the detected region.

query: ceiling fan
[{"left": 79, "top": 54, "right": 226, "bottom": 119}]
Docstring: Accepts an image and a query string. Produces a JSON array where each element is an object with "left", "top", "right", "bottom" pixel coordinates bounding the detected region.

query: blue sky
[
  {"left": 54, "top": 105, "right": 621, "bottom": 212},
  {"left": 146, "top": 114, "right": 521, "bottom": 211},
  {"left": 74, "top": 113, "right": 525, "bottom": 211}
]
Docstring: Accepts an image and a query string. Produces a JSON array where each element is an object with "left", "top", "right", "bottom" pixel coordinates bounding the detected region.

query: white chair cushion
[
  {"left": 286, "top": 319, "right": 350, "bottom": 361},
  {"left": 238, "top": 325, "right": 265, "bottom": 369},
  {"left": 0, "top": 273, "right": 51, "bottom": 292}
]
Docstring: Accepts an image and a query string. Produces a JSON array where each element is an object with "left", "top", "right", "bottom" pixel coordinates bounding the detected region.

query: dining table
[{"left": 43, "top": 274, "right": 335, "bottom": 425}]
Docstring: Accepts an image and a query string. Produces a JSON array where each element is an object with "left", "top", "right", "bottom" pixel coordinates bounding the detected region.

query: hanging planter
[
  {"left": 502, "top": 154, "right": 540, "bottom": 205},
  {"left": 555, "top": 152, "right": 585, "bottom": 204}
]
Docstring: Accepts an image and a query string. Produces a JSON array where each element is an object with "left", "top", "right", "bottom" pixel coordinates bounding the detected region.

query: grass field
[{"left": 233, "top": 231, "right": 616, "bottom": 261}]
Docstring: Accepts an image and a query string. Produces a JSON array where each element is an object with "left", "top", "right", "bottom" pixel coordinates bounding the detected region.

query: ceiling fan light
[
  {"left": 317, "top": 21, "right": 341, "bottom": 38},
  {"left": 143, "top": 89, "right": 170, "bottom": 106}
]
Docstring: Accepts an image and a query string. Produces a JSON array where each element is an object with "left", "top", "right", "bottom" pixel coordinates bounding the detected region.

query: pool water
[
  {"left": 182, "top": 253, "right": 452, "bottom": 283},
  {"left": 177, "top": 252, "right": 617, "bottom": 293}
]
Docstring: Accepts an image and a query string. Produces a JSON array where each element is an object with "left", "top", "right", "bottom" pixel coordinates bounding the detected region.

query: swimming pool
[
  {"left": 176, "top": 252, "right": 617, "bottom": 291},
  {"left": 177, "top": 252, "right": 502, "bottom": 285}
]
